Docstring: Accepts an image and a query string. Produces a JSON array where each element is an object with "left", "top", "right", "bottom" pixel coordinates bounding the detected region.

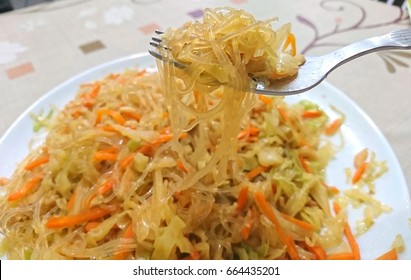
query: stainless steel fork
[{"left": 149, "top": 29, "right": 411, "bottom": 96}]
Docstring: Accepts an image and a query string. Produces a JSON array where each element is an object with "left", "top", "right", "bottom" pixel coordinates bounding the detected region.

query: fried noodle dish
[{"left": 0, "top": 7, "right": 400, "bottom": 260}]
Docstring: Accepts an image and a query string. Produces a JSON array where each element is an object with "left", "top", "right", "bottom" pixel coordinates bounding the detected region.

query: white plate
[{"left": 1, "top": 53, "right": 410, "bottom": 260}]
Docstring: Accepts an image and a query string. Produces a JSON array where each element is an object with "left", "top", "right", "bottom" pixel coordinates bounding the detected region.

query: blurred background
[{"left": 0, "top": 0, "right": 409, "bottom": 13}]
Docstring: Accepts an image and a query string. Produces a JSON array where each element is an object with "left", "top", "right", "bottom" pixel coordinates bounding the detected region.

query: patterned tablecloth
[{"left": 0, "top": 0, "right": 410, "bottom": 195}]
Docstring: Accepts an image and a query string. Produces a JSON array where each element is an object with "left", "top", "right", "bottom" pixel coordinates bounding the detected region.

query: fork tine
[
  {"left": 148, "top": 49, "right": 164, "bottom": 61},
  {"left": 151, "top": 36, "right": 162, "bottom": 43},
  {"left": 155, "top": 30, "right": 164, "bottom": 35},
  {"left": 150, "top": 41, "right": 160, "bottom": 48},
  {"left": 148, "top": 49, "right": 186, "bottom": 69}
]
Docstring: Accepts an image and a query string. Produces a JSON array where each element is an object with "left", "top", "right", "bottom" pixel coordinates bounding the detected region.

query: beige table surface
[{"left": 0, "top": 0, "right": 410, "bottom": 198}]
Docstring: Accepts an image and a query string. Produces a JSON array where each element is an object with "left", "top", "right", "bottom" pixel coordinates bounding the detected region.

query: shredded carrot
[
  {"left": 120, "top": 153, "right": 135, "bottom": 171},
  {"left": 193, "top": 89, "right": 200, "bottom": 104},
  {"left": 95, "top": 109, "right": 126, "bottom": 125},
  {"left": 137, "top": 144, "right": 156, "bottom": 157},
  {"left": 190, "top": 250, "right": 201, "bottom": 260},
  {"left": 282, "top": 33, "right": 296, "bottom": 56},
  {"left": 258, "top": 95, "right": 272, "bottom": 106},
  {"left": 307, "top": 244, "right": 327, "bottom": 260},
  {"left": 322, "top": 182, "right": 340, "bottom": 195},
  {"left": 280, "top": 212, "right": 314, "bottom": 231},
  {"left": 93, "top": 151, "right": 118, "bottom": 162},
  {"left": 67, "top": 190, "right": 77, "bottom": 211},
  {"left": 100, "top": 125, "right": 117, "bottom": 132},
  {"left": 241, "top": 224, "right": 251, "bottom": 240},
  {"left": 352, "top": 162, "right": 367, "bottom": 184},
  {"left": 236, "top": 187, "right": 249, "bottom": 211},
  {"left": 24, "top": 155, "right": 49, "bottom": 171},
  {"left": 93, "top": 147, "right": 118, "bottom": 162},
  {"left": 375, "top": 248, "right": 398, "bottom": 260},
  {"left": 135, "top": 69, "right": 147, "bottom": 77},
  {"left": 299, "top": 155, "right": 312, "bottom": 173},
  {"left": 326, "top": 252, "right": 355, "bottom": 260},
  {"left": 254, "top": 191, "right": 300, "bottom": 260},
  {"left": 113, "top": 223, "right": 134, "bottom": 260},
  {"left": 277, "top": 105, "right": 289, "bottom": 123},
  {"left": 246, "top": 165, "right": 269, "bottom": 180},
  {"left": 46, "top": 206, "right": 112, "bottom": 229},
  {"left": 98, "top": 180, "right": 114, "bottom": 195},
  {"left": 324, "top": 118, "right": 342, "bottom": 136},
  {"left": 107, "top": 73, "right": 120, "bottom": 80},
  {"left": 237, "top": 126, "right": 260, "bottom": 140},
  {"left": 85, "top": 221, "right": 101, "bottom": 232},
  {"left": 302, "top": 110, "right": 323, "bottom": 119},
  {"left": 354, "top": 148, "right": 368, "bottom": 169},
  {"left": 89, "top": 83, "right": 101, "bottom": 99},
  {"left": 176, "top": 159, "right": 188, "bottom": 173},
  {"left": 333, "top": 201, "right": 341, "bottom": 214},
  {"left": 122, "top": 111, "right": 141, "bottom": 122},
  {"left": 8, "top": 175, "right": 43, "bottom": 202},
  {"left": 156, "top": 133, "right": 174, "bottom": 143},
  {"left": 344, "top": 223, "right": 361, "bottom": 260},
  {"left": 81, "top": 83, "right": 100, "bottom": 109},
  {"left": 0, "top": 177, "right": 9, "bottom": 187},
  {"left": 333, "top": 202, "right": 361, "bottom": 260}
]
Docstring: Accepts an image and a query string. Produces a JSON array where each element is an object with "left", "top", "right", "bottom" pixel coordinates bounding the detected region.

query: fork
[{"left": 149, "top": 29, "right": 411, "bottom": 96}]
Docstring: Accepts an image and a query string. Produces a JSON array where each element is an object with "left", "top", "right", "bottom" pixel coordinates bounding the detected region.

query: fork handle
[{"left": 319, "top": 29, "right": 411, "bottom": 76}]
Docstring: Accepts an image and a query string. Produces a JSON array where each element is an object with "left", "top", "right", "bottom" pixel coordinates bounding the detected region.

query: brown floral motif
[
  {"left": 378, "top": 51, "right": 411, "bottom": 73},
  {"left": 297, "top": 0, "right": 410, "bottom": 73}
]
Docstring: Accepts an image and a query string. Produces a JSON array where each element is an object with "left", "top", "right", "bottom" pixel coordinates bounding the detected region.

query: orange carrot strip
[
  {"left": 135, "top": 69, "right": 147, "bottom": 77},
  {"left": 101, "top": 125, "right": 117, "bottom": 132},
  {"left": 93, "top": 151, "right": 118, "bottom": 162},
  {"left": 113, "top": 223, "right": 134, "bottom": 260},
  {"left": 280, "top": 212, "right": 314, "bottom": 231},
  {"left": 343, "top": 222, "right": 361, "bottom": 260},
  {"left": 333, "top": 202, "right": 361, "bottom": 260},
  {"left": 156, "top": 133, "right": 174, "bottom": 143},
  {"left": 354, "top": 148, "right": 368, "bottom": 169},
  {"left": 299, "top": 155, "right": 312, "bottom": 173},
  {"left": 98, "top": 180, "right": 115, "bottom": 195},
  {"left": 95, "top": 109, "right": 126, "bottom": 125},
  {"left": 120, "top": 153, "right": 136, "bottom": 171},
  {"left": 122, "top": 111, "right": 141, "bottom": 122},
  {"left": 8, "top": 175, "right": 43, "bottom": 202},
  {"left": 236, "top": 187, "right": 249, "bottom": 211},
  {"left": 46, "top": 207, "right": 112, "bottom": 229},
  {"left": 176, "top": 159, "right": 188, "bottom": 173},
  {"left": 137, "top": 144, "right": 156, "bottom": 157},
  {"left": 326, "top": 252, "right": 356, "bottom": 260},
  {"left": 352, "top": 162, "right": 367, "bottom": 184},
  {"left": 193, "top": 90, "right": 200, "bottom": 104},
  {"left": 0, "top": 177, "right": 9, "bottom": 187},
  {"left": 241, "top": 224, "right": 251, "bottom": 240},
  {"left": 255, "top": 192, "right": 300, "bottom": 259},
  {"left": 24, "top": 155, "right": 49, "bottom": 171},
  {"left": 67, "top": 191, "right": 77, "bottom": 211},
  {"left": 306, "top": 245, "right": 327, "bottom": 260},
  {"left": 282, "top": 33, "right": 296, "bottom": 56},
  {"left": 246, "top": 165, "right": 269, "bottom": 180},
  {"left": 302, "top": 110, "right": 323, "bottom": 119},
  {"left": 324, "top": 118, "right": 343, "bottom": 136},
  {"left": 322, "top": 181, "right": 340, "bottom": 195},
  {"left": 258, "top": 95, "right": 272, "bottom": 105},
  {"left": 375, "top": 248, "right": 398, "bottom": 260},
  {"left": 333, "top": 201, "right": 341, "bottom": 215},
  {"left": 277, "top": 105, "right": 289, "bottom": 123},
  {"left": 85, "top": 221, "right": 101, "bottom": 232}
]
